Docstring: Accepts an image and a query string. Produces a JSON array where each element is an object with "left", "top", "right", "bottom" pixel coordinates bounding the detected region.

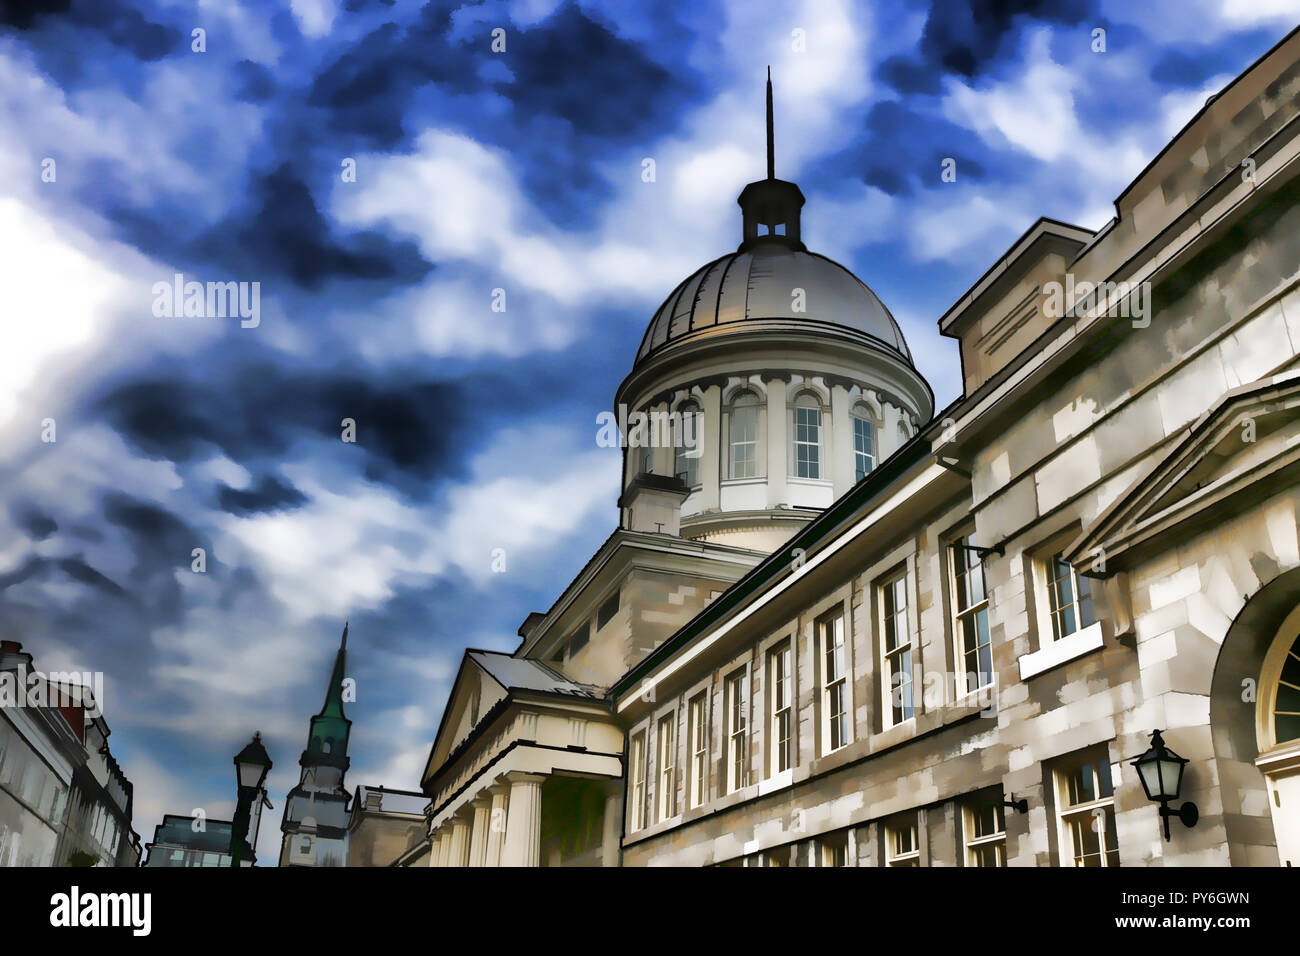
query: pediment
[
  {"left": 426, "top": 655, "right": 510, "bottom": 776},
  {"left": 1066, "top": 372, "right": 1300, "bottom": 575}
]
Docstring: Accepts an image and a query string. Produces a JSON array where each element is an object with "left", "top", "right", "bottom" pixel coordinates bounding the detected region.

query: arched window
[
  {"left": 728, "top": 391, "right": 760, "bottom": 479},
  {"left": 1267, "top": 630, "right": 1300, "bottom": 745},
  {"left": 674, "top": 401, "right": 701, "bottom": 487},
  {"left": 792, "top": 391, "right": 823, "bottom": 480},
  {"left": 851, "top": 403, "right": 875, "bottom": 481}
]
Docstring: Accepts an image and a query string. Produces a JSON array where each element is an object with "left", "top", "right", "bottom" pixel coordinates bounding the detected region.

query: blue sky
[{"left": 0, "top": 0, "right": 1294, "bottom": 862}]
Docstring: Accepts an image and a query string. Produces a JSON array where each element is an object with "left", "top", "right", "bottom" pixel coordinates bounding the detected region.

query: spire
[
  {"left": 766, "top": 65, "right": 775, "bottom": 180},
  {"left": 737, "top": 69, "right": 806, "bottom": 252},
  {"left": 316, "top": 622, "right": 349, "bottom": 721}
]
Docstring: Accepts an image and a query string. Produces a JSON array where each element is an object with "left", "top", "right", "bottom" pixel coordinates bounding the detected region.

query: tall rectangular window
[
  {"left": 769, "top": 643, "right": 793, "bottom": 774},
  {"left": 820, "top": 611, "right": 848, "bottom": 754},
  {"left": 688, "top": 694, "right": 707, "bottom": 809},
  {"left": 951, "top": 535, "right": 992, "bottom": 693},
  {"left": 881, "top": 574, "right": 913, "bottom": 727},
  {"left": 820, "top": 831, "right": 849, "bottom": 867},
  {"left": 963, "top": 800, "right": 1006, "bottom": 867},
  {"left": 656, "top": 714, "right": 676, "bottom": 822},
  {"left": 853, "top": 415, "right": 874, "bottom": 481},
  {"left": 629, "top": 731, "right": 645, "bottom": 831},
  {"left": 1047, "top": 553, "right": 1095, "bottom": 641},
  {"left": 793, "top": 403, "right": 821, "bottom": 479},
  {"left": 596, "top": 590, "right": 620, "bottom": 630},
  {"left": 885, "top": 817, "right": 920, "bottom": 867},
  {"left": 674, "top": 404, "right": 701, "bottom": 487},
  {"left": 725, "top": 669, "right": 748, "bottom": 793},
  {"left": 1055, "top": 750, "right": 1120, "bottom": 867},
  {"left": 728, "top": 394, "right": 760, "bottom": 479}
]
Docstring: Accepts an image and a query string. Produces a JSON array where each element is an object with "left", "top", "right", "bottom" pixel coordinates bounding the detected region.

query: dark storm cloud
[
  {"left": 217, "top": 474, "right": 310, "bottom": 516},
  {"left": 878, "top": 0, "right": 1097, "bottom": 91},
  {"left": 0, "top": 0, "right": 181, "bottom": 59},
  {"left": 56, "top": 556, "right": 129, "bottom": 598},
  {"left": 196, "top": 165, "right": 434, "bottom": 289},
  {"left": 10, "top": 502, "right": 58, "bottom": 541},
  {"left": 814, "top": 100, "right": 993, "bottom": 196},
  {"left": 1151, "top": 45, "right": 1252, "bottom": 86},
  {"left": 96, "top": 369, "right": 476, "bottom": 493},
  {"left": 309, "top": 3, "right": 695, "bottom": 147},
  {"left": 233, "top": 59, "right": 277, "bottom": 103}
]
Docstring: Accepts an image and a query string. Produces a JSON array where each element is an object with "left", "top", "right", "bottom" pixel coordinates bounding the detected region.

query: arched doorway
[{"left": 1257, "top": 603, "right": 1300, "bottom": 866}]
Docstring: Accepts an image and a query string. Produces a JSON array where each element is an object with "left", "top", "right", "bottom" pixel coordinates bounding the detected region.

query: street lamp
[
  {"left": 1130, "top": 729, "right": 1198, "bottom": 841},
  {"left": 231, "top": 732, "right": 272, "bottom": 868}
]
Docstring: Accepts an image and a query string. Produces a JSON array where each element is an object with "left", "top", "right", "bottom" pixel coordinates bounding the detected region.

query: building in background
[
  {"left": 279, "top": 624, "right": 352, "bottom": 867},
  {"left": 416, "top": 29, "right": 1300, "bottom": 867},
  {"left": 143, "top": 814, "right": 235, "bottom": 867},
  {"left": 0, "top": 640, "right": 141, "bottom": 867},
  {"left": 344, "top": 785, "right": 426, "bottom": 867}
]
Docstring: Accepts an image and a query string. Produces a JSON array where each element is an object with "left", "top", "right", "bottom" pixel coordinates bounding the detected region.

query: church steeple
[
  {"left": 306, "top": 622, "right": 351, "bottom": 760},
  {"left": 278, "top": 622, "right": 354, "bottom": 866},
  {"left": 738, "top": 67, "right": 806, "bottom": 252}
]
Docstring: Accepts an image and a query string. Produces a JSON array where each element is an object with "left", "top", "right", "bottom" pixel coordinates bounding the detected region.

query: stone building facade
[{"left": 416, "top": 30, "right": 1300, "bottom": 867}]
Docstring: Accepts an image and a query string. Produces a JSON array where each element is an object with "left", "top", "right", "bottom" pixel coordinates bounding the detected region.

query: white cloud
[{"left": 219, "top": 427, "right": 619, "bottom": 621}]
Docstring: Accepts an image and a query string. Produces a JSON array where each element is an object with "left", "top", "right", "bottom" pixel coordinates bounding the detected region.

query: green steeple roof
[{"left": 306, "top": 623, "right": 351, "bottom": 761}]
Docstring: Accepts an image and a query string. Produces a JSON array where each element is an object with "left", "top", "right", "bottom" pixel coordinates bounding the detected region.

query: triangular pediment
[
  {"left": 426, "top": 654, "right": 511, "bottom": 777},
  {"left": 1067, "top": 372, "right": 1300, "bottom": 574}
]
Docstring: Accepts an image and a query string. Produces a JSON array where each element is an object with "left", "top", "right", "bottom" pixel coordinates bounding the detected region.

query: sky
[{"left": 0, "top": 0, "right": 1294, "bottom": 864}]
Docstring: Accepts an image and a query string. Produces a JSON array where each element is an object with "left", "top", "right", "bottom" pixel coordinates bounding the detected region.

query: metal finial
[{"left": 766, "top": 66, "right": 775, "bottom": 179}]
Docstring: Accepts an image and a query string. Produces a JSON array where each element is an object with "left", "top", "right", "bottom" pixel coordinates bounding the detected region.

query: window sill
[
  {"left": 787, "top": 476, "right": 832, "bottom": 486},
  {"left": 1018, "top": 621, "right": 1104, "bottom": 681},
  {"left": 720, "top": 477, "right": 765, "bottom": 487}
]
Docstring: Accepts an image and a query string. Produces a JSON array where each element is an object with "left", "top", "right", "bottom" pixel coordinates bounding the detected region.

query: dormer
[{"left": 938, "top": 217, "right": 1095, "bottom": 394}]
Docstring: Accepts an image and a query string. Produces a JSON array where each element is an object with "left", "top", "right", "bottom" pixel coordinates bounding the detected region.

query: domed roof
[{"left": 635, "top": 243, "right": 913, "bottom": 367}]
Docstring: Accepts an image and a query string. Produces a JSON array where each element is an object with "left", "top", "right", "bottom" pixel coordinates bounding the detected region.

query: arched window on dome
[
  {"left": 791, "top": 391, "right": 825, "bottom": 480},
  {"left": 851, "top": 403, "right": 875, "bottom": 481},
  {"left": 727, "top": 390, "right": 761, "bottom": 480},
  {"left": 674, "top": 401, "right": 701, "bottom": 487}
]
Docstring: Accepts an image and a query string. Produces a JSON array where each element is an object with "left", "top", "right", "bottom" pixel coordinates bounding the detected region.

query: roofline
[
  {"left": 609, "top": 430, "right": 940, "bottom": 698},
  {"left": 1114, "top": 25, "right": 1300, "bottom": 210},
  {"left": 937, "top": 216, "right": 1095, "bottom": 335}
]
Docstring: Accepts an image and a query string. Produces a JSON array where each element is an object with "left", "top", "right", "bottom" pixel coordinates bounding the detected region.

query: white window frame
[
  {"left": 674, "top": 401, "right": 702, "bottom": 487},
  {"left": 851, "top": 408, "right": 875, "bottom": 481},
  {"left": 791, "top": 392, "right": 824, "bottom": 480},
  {"left": 725, "top": 668, "right": 748, "bottom": 793},
  {"left": 820, "top": 831, "right": 849, "bottom": 867},
  {"left": 656, "top": 713, "right": 676, "bottom": 822},
  {"left": 769, "top": 642, "right": 793, "bottom": 776},
  {"left": 962, "top": 798, "right": 1007, "bottom": 867},
  {"left": 688, "top": 693, "right": 707, "bottom": 809},
  {"left": 727, "top": 391, "right": 761, "bottom": 480},
  {"left": 880, "top": 572, "right": 914, "bottom": 728},
  {"left": 951, "top": 534, "right": 992, "bottom": 695},
  {"left": 1045, "top": 551, "right": 1095, "bottom": 642},
  {"left": 1054, "top": 750, "right": 1120, "bottom": 867},
  {"left": 885, "top": 816, "right": 920, "bottom": 867},
  {"left": 820, "top": 610, "right": 849, "bottom": 755},
  {"left": 629, "top": 731, "right": 646, "bottom": 831}
]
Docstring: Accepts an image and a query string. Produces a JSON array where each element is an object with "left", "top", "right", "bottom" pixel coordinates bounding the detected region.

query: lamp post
[
  {"left": 1130, "top": 729, "right": 1198, "bottom": 841},
  {"left": 231, "top": 733, "right": 272, "bottom": 868}
]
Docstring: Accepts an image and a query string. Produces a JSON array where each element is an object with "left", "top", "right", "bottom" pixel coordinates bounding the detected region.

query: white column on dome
[
  {"left": 831, "top": 383, "right": 853, "bottom": 493},
  {"left": 699, "top": 385, "right": 721, "bottom": 513},
  {"left": 766, "top": 376, "right": 788, "bottom": 507}
]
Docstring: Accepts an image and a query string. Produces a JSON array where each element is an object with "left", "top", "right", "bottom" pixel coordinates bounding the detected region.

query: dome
[{"left": 635, "top": 243, "right": 913, "bottom": 368}]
